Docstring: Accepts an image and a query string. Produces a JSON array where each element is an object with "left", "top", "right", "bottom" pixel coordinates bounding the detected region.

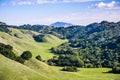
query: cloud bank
[
  {"left": 94, "top": 1, "right": 120, "bottom": 9},
  {"left": 10, "top": 0, "right": 100, "bottom": 5}
]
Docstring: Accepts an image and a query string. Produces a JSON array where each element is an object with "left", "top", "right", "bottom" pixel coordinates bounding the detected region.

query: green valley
[
  {"left": 1, "top": 0, "right": 120, "bottom": 79},
  {"left": 0, "top": 28, "right": 67, "bottom": 60},
  {"left": 0, "top": 21, "right": 120, "bottom": 80}
]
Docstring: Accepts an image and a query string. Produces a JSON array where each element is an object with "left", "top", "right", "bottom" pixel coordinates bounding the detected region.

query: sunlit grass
[
  {"left": 52, "top": 66, "right": 120, "bottom": 80},
  {"left": 0, "top": 28, "right": 67, "bottom": 60}
]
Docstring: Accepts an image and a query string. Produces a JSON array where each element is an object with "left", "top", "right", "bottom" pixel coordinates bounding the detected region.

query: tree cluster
[
  {"left": 0, "top": 43, "right": 16, "bottom": 60},
  {"left": 33, "top": 34, "right": 45, "bottom": 42},
  {"left": 16, "top": 51, "right": 32, "bottom": 64},
  {"left": 49, "top": 21, "right": 120, "bottom": 70},
  {"left": 0, "top": 25, "right": 10, "bottom": 33},
  {"left": 0, "top": 43, "right": 32, "bottom": 64}
]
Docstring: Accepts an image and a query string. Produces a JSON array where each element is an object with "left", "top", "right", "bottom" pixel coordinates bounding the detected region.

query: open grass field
[{"left": 51, "top": 66, "right": 120, "bottom": 80}]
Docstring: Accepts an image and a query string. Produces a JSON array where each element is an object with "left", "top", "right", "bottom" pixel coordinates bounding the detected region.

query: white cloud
[
  {"left": 36, "top": 0, "right": 101, "bottom": 4},
  {"left": 24, "top": 10, "right": 120, "bottom": 25},
  {"left": 36, "top": 0, "right": 58, "bottom": 4},
  {"left": 37, "top": 0, "right": 49, "bottom": 4},
  {"left": 2, "top": 9, "right": 120, "bottom": 25},
  {"left": 94, "top": 1, "right": 120, "bottom": 9},
  {"left": 11, "top": 0, "right": 34, "bottom": 5},
  {"left": 63, "top": 0, "right": 100, "bottom": 3},
  {"left": 9, "top": 0, "right": 100, "bottom": 5}
]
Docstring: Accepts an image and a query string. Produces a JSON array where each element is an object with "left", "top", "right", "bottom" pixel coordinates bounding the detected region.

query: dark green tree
[
  {"left": 16, "top": 56, "right": 25, "bottom": 64},
  {"left": 0, "top": 43, "right": 16, "bottom": 60},
  {"left": 36, "top": 55, "right": 42, "bottom": 61},
  {"left": 20, "top": 51, "right": 32, "bottom": 60}
]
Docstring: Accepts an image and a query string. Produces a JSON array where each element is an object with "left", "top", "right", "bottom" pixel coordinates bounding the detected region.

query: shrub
[
  {"left": 61, "top": 66, "right": 78, "bottom": 72},
  {"left": 16, "top": 56, "right": 25, "bottom": 64},
  {"left": 20, "top": 51, "right": 32, "bottom": 60},
  {"left": 36, "top": 55, "right": 42, "bottom": 61},
  {"left": 85, "top": 63, "right": 94, "bottom": 68},
  {"left": 113, "top": 67, "right": 120, "bottom": 73},
  {"left": 110, "top": 66, "right": 120, "bottom": 73}
]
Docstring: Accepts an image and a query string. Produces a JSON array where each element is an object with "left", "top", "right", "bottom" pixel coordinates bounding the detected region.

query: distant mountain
[{"left": 50, "top": 22, "right": 73, "bottom": 27}]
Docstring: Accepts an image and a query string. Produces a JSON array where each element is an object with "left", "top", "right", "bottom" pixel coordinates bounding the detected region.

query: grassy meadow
[{"left": 53, "top": 66, "right": 120, "bottom": 80}]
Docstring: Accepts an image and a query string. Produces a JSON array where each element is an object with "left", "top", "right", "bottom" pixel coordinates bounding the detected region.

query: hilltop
[{"left": 50, "top": 22, "right": 73, "bottom": 27}]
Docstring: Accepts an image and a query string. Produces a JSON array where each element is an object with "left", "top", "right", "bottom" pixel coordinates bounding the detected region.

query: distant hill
[{"left": 50, "top": 22, "right": 73, "bottom": 27}]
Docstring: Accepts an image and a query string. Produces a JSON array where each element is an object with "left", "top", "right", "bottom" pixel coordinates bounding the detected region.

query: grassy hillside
[
  {"left": 0, "top": 28, "right": 67, "bottom": 60},
  {"left": 0, "top": 54, "right": 51, "bottom": 80},
  {"left": 1, "top": 54, "right": 120, "bottom": 80}
]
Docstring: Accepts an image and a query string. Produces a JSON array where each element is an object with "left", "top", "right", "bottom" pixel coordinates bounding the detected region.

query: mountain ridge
[{"left": 50, "top": 22, "right": 73, "bottom": 27}]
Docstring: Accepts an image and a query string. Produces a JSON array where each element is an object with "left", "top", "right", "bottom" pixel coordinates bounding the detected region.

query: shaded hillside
[
  {"left": 49, "top": 21, "right": 120, "bottom": 69},
  {"left": 53, "top": 21, "right": 120, "bottom": 39}
]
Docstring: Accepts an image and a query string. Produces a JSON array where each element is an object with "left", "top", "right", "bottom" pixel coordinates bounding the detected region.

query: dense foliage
[
  {"left": 16, "top": 56, "right": 25, "bottom": 64},
  {"left": 21, "top": 51, "right": 32, "bottom": 60},
  {"left": 0, "top": 42, "right": 32, "bottom": 64},
  {"left": 111, "top": 66, "right": 120, "bottom": 73},
  {"left": 33, "top": 34, "right": 45, "bottom": 42},
  {"left": 108, "top": 62, "right": 120, "bottom": 73},
  {"left": 0, "top": 43, "right": 16, "bottom": 60},
  {"left": 49, "top": 21, "right": 120, "bottom": 69},
  {"left": 0, "top": 22, "right": 10, "bottom": 33},
  {"left": 19, "top": 24, "right": 53, "bottom": 33},
  {"left": 48, "top": 55, "right": 84, "bottom": 67},
  {"left": 16, "top": 51, "right": 32, "bottom": 64}
]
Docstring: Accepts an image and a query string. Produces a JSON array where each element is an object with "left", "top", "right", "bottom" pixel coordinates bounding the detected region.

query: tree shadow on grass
[{"left": 102, "top": 71, "right": 120, "bottom": 74}]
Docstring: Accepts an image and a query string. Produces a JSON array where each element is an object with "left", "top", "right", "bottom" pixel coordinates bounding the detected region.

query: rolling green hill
[
  {"left": 0, "top": 54, "right": 51, "bottom": 80},
  {"left": 0, "top": 28, "right": 66, "bottom": 80},
  {"left": 0, "top": 28, "right": 67, "bottom": 60}
]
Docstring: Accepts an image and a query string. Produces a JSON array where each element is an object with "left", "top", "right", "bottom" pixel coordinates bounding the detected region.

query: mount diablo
[{"left": 50, "top": 22, "right": 73, "bottom": 27}]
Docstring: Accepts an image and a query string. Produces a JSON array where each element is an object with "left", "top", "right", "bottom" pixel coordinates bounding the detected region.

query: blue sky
[{"left": 0, "top": 0, "right": 120, "bottom": 25}]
